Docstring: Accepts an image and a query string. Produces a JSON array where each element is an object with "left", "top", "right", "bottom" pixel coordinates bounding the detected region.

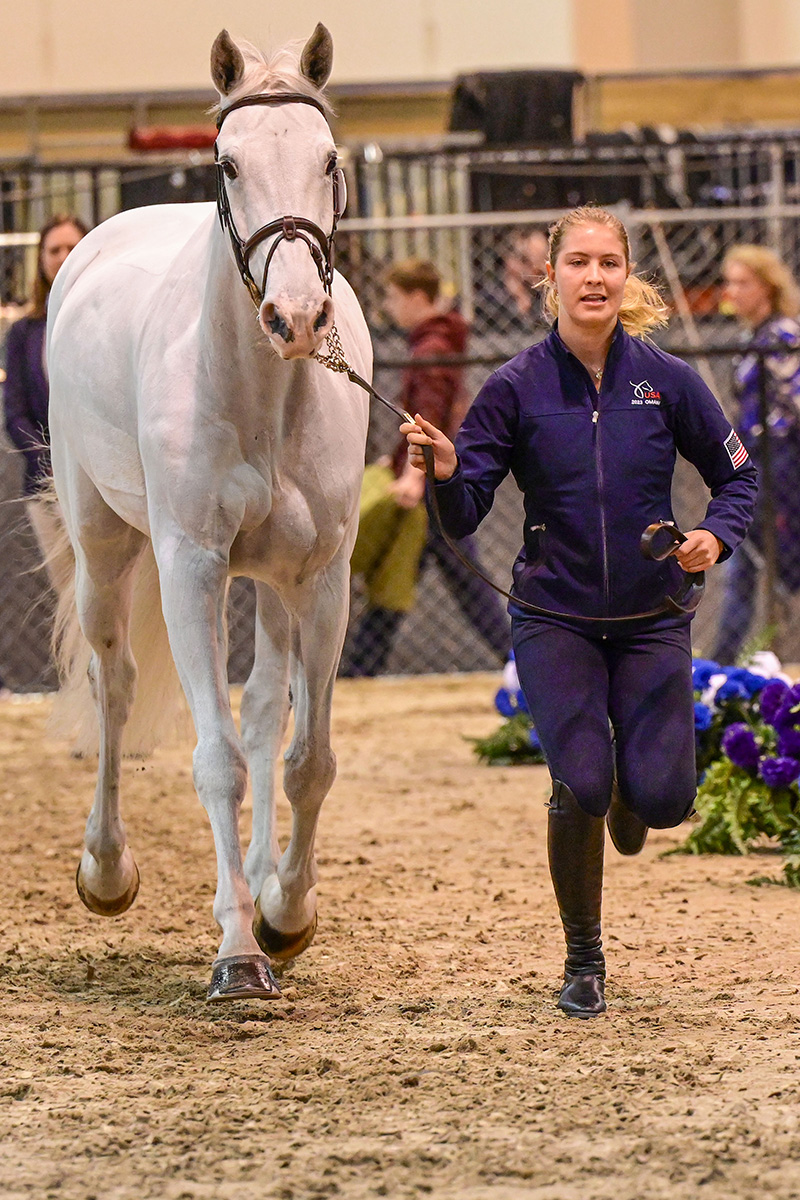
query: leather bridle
[{"left": 214, "top": 92, "right": 346, "bottom": 308}]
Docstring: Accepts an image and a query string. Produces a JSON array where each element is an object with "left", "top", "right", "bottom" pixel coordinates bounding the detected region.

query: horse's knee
[
  {"left": 284, "top": 740, "right": 336, "bottom": 807},
  {"left": 193, "top": 734, "right": 247, "bottom": 808}
]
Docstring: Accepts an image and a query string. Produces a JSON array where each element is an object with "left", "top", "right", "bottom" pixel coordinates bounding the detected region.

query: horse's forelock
[{"left": 212, "top": 38, "right": 334, "bottom": 119}]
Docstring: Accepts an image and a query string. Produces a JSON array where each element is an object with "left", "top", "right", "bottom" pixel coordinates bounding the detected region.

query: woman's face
[
  {"left": 40, "top": 222, "right": 84, "bottom": 285},
  {"left": 722, "top": 261, "right": 773, "bottom": 327},
  {"left": 547, "top": 223, "right": 629, "bottom": 332}
]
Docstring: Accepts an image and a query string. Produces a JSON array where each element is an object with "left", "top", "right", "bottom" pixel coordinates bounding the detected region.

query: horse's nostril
[
  {"left": 313, "top": 308, "right": 329, "bottom": 333},
  {"left": 268, "top": 313, "right": 293, "bottom": 343}
]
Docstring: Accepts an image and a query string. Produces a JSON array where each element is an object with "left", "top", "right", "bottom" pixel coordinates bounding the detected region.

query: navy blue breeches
[{"left": 511, "top": 615, "right": 697, "bottom": 828}]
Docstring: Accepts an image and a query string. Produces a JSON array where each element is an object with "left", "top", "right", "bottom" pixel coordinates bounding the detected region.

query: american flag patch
[{"left": 724, "top": 428, "right": 749, "bottom": 469}]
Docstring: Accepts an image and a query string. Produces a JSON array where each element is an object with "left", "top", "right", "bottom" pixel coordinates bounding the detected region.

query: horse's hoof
[
  {"left": 75, "top": 860, "right": 140, "bottom": 916},
  {"left": 207, "top": 954, "right": 282, "bottom": 1002},
  {"left": 253, "top": 899, "right": 318, "bottom": 963}
]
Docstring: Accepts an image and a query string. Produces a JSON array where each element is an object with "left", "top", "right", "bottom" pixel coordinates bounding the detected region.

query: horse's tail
[{"left": 43, "top": 505, "right": 188, "bottom": 757}]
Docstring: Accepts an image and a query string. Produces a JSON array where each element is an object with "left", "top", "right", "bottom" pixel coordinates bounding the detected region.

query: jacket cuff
[
  {"left": 697, "top": 520, "right": 734, "bottom": 562},
  {"left": 433, "top": 458, "right": 463, "bottom": 492}
]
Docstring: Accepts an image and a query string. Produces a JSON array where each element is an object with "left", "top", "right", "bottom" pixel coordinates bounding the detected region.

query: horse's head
[{"left": 212, "top": 26, "right": 343, "bottom": 359}]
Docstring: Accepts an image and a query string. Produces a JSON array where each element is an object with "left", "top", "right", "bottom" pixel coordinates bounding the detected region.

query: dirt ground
[{"left": 3, "top": 673, "right": 800, "bottom": 1200}]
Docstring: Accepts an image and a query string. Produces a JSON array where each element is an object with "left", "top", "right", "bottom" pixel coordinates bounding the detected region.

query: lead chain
[{"left": 315, "top": 324, "right": 351, "bottom": 373}]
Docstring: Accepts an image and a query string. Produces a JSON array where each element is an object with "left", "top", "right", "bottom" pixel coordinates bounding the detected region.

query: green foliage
[
  {"left": 675, "top": 758, "right": 800, "bottom": 887},
  {"left": 470, "top": 713, "right": 546, "bottom": 766}
]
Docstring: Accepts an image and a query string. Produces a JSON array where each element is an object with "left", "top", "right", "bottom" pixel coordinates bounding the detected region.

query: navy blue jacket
[
  {"left": 434, "top": 323, "right": 758, "bottom": 623},
  {"left": 3, "top": 314, "right": 50, "bottom": 495}
]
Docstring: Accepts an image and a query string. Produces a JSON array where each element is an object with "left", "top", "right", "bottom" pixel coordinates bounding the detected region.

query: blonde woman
[
  {"left": 401, "top": 206, "right": 757, "bottom": 1018},
  {"left": 712, "top": 244, "right": 800, "bottom": 663}
]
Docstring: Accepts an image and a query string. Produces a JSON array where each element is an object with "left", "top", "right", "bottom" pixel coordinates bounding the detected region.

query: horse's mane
[{"left": 213, "top": 39, "right": 334, "bottom": 118}]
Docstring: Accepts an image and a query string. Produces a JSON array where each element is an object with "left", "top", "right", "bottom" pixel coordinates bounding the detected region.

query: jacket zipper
[{"left": 592, "top": 401, "right": 611, "bottom": 615}]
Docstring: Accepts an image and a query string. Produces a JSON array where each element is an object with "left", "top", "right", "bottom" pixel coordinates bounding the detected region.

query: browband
[{"left": 216, "top": 92, "right": 330, "bottom": 131}]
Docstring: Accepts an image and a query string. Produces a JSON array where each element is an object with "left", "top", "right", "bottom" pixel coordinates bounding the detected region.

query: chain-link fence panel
[{"left": 3, "top": 156, "right": 800, "bottom": 687}]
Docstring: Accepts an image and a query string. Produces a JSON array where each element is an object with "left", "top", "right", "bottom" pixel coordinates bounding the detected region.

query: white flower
[
  {"left": 743, "top": 650, "right": 784, "bottom": 678},
  {"left": 702, "top": 673, "right": 729, "bottom": 706},
  {"left": 502, "top": 657, "right": 520, "bottom": 692}
]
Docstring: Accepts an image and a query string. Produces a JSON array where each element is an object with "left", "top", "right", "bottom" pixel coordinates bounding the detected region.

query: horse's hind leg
[
  {"left": 253, "top": 554, "right": 350, "bottom": 964},
  {"left": 72, "top": 500, "right": 146, "bottom": 915},
  {"left": 241, "top": 582, "right": 291, "bottom": 901}
]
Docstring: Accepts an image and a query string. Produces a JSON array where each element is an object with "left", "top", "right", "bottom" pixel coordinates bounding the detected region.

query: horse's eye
[
  {"left": 221, "top": 159, "right": 238, "bottom": 182},
  {"left": 325, "top": 154, "right": 338, "bottom": 177}
]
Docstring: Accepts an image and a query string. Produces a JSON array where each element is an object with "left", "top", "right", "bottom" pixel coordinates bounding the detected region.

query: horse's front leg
[
  {"left": 153, "top": 530, "right": 280, "bottom": 1002},
  {"left": 241, "top": 582, "right": 292, "bottom": 898},
  {"left": 253, "top": 552, "right": 350, "bottom": 965}
]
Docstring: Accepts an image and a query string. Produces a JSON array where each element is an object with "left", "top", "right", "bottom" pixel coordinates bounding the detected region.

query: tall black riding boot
[
  {"left": 547, "top": 780, "right": 607, "bottom": 1018},
  {"left": 606, "top": 776, "right": 648, "bottom": 856}
]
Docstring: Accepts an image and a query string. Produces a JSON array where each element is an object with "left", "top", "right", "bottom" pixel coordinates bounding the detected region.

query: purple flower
[
  {"left": 494, "top": 687, "right": 516, "bottom": 718},
  {"left": 692, "top": 659, "right": 721, "bottom": 690},
  {"left": 515, "top": 689, "right": 530, "bottom": 716},
  {"left": 694, "top": 702, "right": 713, "bottom": 731},
  {"left": 778, "top": 727, "right": 800, "bottom": 759},
  {"left": 760, "top": 756, "right": 800, "bottom": 788},
  {"left": 773, "top": 685, "right": 800, "bottom": 731},
  {"left": 760, "top": 679, "right": 790, "bottom": 724},
  {"left": 721, "top": 723, "right": 761, "bottom": 772},
  {"left": 716, "top": 679, "right": 748, "bottom": 703},
  {"left": 724, "top": 668, "right": 767, "bottom": 697}
]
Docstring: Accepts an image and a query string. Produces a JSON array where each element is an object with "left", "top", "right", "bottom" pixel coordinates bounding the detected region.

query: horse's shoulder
[{"left": 72, "top": 203, "right": 215, "bottom": 282}]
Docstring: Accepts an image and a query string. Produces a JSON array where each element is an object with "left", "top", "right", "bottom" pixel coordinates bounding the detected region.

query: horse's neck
[{"left": 196, "top": 229, "right": 310, "bottom": 431}]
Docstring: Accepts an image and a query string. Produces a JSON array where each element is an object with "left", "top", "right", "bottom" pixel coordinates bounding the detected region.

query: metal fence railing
[{"left": 2, "top": 201, "right": 800, "bottom": 688}]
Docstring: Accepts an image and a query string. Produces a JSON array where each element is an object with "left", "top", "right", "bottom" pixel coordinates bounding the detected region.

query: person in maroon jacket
[{"left": 346, "top": 258, "right": 510, "bottom": 675}]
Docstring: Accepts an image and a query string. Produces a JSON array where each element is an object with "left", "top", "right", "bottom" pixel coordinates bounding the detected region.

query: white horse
[{"left": 45, "top": 25, "right": 371, "bottom": 1001}]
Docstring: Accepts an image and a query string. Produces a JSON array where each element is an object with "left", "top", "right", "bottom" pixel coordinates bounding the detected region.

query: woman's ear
[{"left": 545, "top": 260, "right": 556, "bottom": 284}]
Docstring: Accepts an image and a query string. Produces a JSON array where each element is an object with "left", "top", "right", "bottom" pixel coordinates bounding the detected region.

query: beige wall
[
  {"left": 575, "top": 0, "right": 800, "bottom": 74},
  {"left": 738, "top": 0, "right": 800, "bottom": 67},
  {"left": 0, "top": 0, "right": 573, "bottom": 95}
]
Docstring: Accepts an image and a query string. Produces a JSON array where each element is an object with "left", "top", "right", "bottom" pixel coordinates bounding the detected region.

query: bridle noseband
[{"left": 214, "top": 92, "right": 345, "bottom": 308}]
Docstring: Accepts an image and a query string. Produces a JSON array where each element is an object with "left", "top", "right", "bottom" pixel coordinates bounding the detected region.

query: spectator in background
[
  {"left": 4, "top": 212, "right": 88, "bottom": 594},
  {"left": 712, "top": 244, "right": 800, "bottom": 664},
  {"left": 345, "top": 257, "right": 511, "bottom": 676},
  {"left": 502, "top": 227, "right": 549, "bottom": 323}
]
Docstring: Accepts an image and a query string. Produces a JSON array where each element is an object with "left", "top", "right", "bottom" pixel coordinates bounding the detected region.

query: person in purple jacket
[
  {"left": 401, "top": 206, "right": 758, "bottom": 1019},
  {"left": 4, "top": 213, "right": 87, "bottom": 589}
]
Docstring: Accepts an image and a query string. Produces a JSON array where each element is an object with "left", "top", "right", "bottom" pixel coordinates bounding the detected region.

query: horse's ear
[
  {"left": 300, "top": 23, "right": 333, "bottom": 89},
  {"left": 211, "top": 29, "right": 245, "bottom": 96}
]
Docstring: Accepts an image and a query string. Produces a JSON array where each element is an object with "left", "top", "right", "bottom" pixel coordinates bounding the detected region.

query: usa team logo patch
[{"left": 724, "top": 428, "right": 749, "bottom": 469}]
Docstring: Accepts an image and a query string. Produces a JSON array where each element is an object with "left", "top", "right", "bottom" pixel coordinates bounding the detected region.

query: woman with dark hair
[
  {"left": 401, "top": 206, "right": 757, "bottom": 1018},
  {"left": 4, "top": 213, "right": 88, "bottom": 588}
]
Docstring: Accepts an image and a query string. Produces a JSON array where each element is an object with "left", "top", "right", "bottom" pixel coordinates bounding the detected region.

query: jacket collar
[{"left": 547, "top": 319, "right": 627, "bottom": 375}]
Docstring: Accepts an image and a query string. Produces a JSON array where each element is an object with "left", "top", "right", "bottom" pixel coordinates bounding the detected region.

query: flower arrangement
[
  {"left": 681, "top": 652, "right": 800, "bottom": 885},
  {"left": 470, "top": 654, "right": 545, "bottom": 766},
  {"left": 475, "top": 648, "right": 800, "bottom": 884}
]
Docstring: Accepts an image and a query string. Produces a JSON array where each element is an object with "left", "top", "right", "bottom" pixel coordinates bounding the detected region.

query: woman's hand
[
  {"left": 674, "top": 529, "right": 724, "bottom": 573},
  {"left": 389, "top": 463, "right": 426, "bottom": 510},
  {"left": 399, "top": 414, "right": 458, "bottom": 482}
]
